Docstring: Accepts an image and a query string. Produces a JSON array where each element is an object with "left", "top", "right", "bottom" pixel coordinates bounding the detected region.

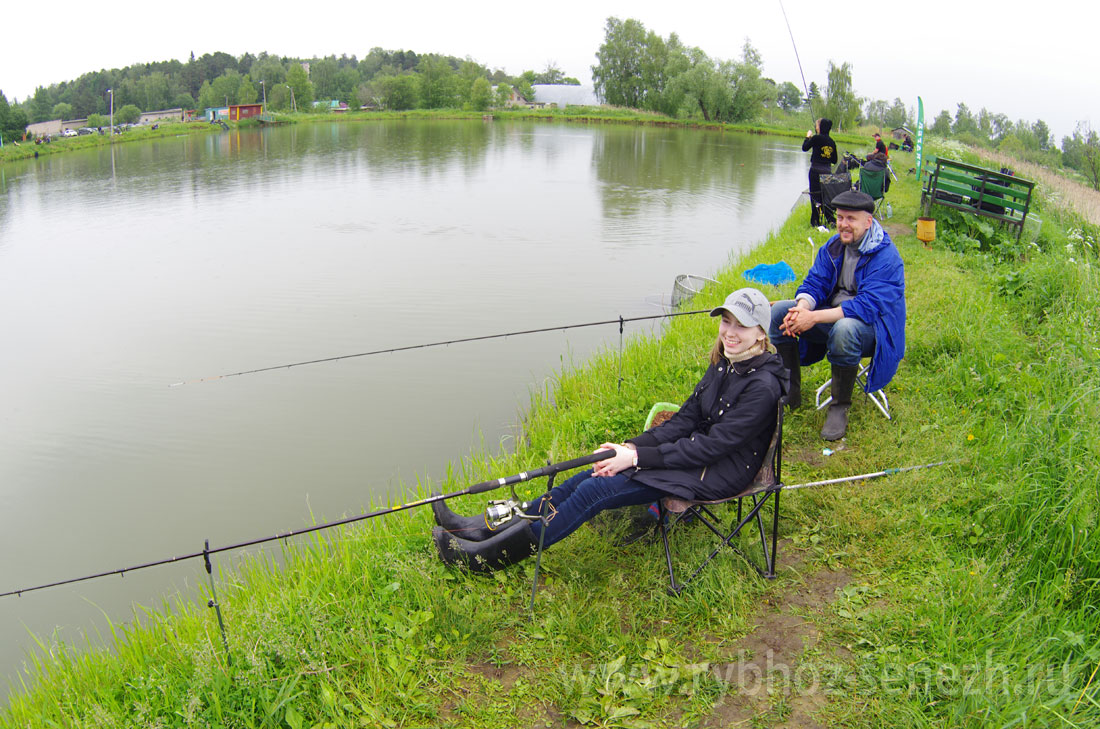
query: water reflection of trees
[{"left": 592, "top": 126, "right": 792, "bottom": 216}]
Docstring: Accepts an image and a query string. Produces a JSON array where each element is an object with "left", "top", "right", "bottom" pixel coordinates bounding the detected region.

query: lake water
[{"left": 0, "top": 120, "right": 807, "bottom": 698}]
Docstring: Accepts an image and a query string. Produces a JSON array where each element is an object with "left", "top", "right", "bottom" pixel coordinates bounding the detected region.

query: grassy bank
[
  {"left": 0, "top": 122, "right": 223, "bottom": 163},
  {"left": 2, "top": 142, "right": 1098, "bottom": 728}
]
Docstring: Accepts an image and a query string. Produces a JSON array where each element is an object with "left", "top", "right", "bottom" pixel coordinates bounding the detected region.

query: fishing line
[
  {"left": 777, "top": 0, "right": 815, "bottom": 121},
  {"left": 169, "top": 310, "right": 708, "bottom": 387}
]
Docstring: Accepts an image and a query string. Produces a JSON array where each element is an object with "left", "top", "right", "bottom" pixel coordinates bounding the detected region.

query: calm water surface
[{"left": 0, "top": 120, "right": 806, "bottom": 695}]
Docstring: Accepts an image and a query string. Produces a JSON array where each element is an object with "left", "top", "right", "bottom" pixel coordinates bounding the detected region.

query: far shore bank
[{"left": 0, "top": 107, "right": 872, "bottom": 165}]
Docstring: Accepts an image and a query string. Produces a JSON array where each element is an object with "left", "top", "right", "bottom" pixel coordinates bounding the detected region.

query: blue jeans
[
  {"left": 769, "top": 299, "right": 875, "bottom": 367},
  {"left": 525, "top": 470, "right": 665, "bottom": 549}
]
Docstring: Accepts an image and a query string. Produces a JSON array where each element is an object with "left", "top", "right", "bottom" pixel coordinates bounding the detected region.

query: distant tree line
[
  {"left": 923, "top": 103, "right": 1100, "bottom": 190},
  {"left": 0, "top": 48, "right": 582, "bottom": 136}
]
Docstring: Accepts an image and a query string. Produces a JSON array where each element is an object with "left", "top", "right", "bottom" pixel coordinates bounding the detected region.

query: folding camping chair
[
  {"left": 819, "top": 172, "right": 853, "bottom": 226},
  {"left": 814, "top": 361, "right": 891, "bottom": 420},
  {"left": 655, "top": 397, "right": 786, "bottom": 594},
  {"left": 858, "top": 165, "right": 889, "bottom": 219}
]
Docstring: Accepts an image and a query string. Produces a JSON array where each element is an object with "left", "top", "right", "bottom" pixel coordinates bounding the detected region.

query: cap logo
[{"left": 732, "top": 293, "right": 758, "bottom": 318}]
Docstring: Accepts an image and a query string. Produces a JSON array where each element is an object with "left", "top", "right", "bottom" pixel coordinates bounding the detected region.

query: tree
[
  {"left": 776, "top": 81, "right": 802, "bottom": 112},
  {"left": 115, "top": 104, "right": 141, "bottom": 124},
  {"left": 136, "top": 72, "right": 172, "bottom": 112},
  {"left": 822, "top": 61, "right": 858, "bottom": 130},
  {"left": 374, "top": 74, "right": 419, "bottom": 110},
  {"left": 592, "top": 17, "right": 649, "bottom": 107},
  {"left": 495, "top": 82, "right": 513, "bottom": 107},
  {"left": 721, "top": 41, "right": 771, "bottom": 123},
  {"left": 310, "top": 57, "right": 340, "bottom": 100},
  {"left": 883, "top": 97, "right": 909, "bottom": 128},
  {"left": 456, "top": 60, "right": 486, "bottom": 105},
  {"left": 1062, "top": 122, "right": 1100, "bottom": 190},
  {"left": 930, "top": 109, "right": 953, "bottom": 136},
  {"left": 237, "top": 75, "right": 259, "bottom": 104},
  {"left": 267, "top": 83, "right": 290, "bottom": 112},
  {"left": 667, "top": 47, "right": 722, "bottom": 121},
  {"left": 52, "top": 102, "right": 74, "bottom": 120},
  {"left": 1032, "top": 119, "right": 1052, "bottom": 151},
  {"left": 174, "top": 92, "right": 196, "bottom": 110},
  {"left": 88, "top": 113, "right": 109, "bottom": 127},
  {"left": 30, "top": 86, "right": 54, "bottom": 123},
  {"left": 467, "top": 77, "right": 492, "bottom": 111},
  {"left": 416, "top": 55, "right": 457, "bottom": 108},
  {"left": 535, "top": 62, "right": 565, "bottom": 84},
  {"left": 333, "top": 67, "right": 362, "bottom": 105},
  {"left": 249, "top": 54, "right": 287, "bottom": 89},
  {"left": 285, "top": 64, "right": 314, "bottom": 111},
  {"left": 952, "top": 103, "right": 977, "bottom": 135}
]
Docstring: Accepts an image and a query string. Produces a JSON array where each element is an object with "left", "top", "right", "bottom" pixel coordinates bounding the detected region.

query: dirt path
[{"left": 702, "top": 555, "right": 852, "bottom": 728}]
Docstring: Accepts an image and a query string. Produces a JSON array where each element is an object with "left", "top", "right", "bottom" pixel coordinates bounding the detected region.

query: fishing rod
[
  {"left": 0, "top": 449, "right": 615, "bottom": 600},
  {"left": 169, "top": 311, "right": 708, "bottom": 387},
  {"left": 783, "top": 460, "right": 955, "bottom": 492}
]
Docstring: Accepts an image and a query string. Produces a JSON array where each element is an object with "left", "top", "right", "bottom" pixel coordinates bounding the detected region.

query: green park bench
[{"left": 921, "top": 156, "right": 1035, "bottom": 242}]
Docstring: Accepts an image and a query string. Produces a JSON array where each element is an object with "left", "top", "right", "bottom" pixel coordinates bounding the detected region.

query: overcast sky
[{"left": 2, "top": 0, "right": 1094, "bottom": 141}]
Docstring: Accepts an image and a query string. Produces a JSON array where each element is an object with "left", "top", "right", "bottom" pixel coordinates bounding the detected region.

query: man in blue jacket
[{"left": 768, "top": 190, "right": 906, "bottom": 441}]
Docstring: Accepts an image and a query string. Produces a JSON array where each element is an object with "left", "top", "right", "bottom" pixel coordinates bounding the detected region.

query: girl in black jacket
[{"left": 432, "top": 288, "right": 789, "bottom": 573}]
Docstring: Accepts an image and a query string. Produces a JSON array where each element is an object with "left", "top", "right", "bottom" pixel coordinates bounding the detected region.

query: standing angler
[
  {"left": 803, "top": 117, "right": 839, "bottom": 227},
  {"left": 768, "top": 190, "right": 905, "bottom": 441}
]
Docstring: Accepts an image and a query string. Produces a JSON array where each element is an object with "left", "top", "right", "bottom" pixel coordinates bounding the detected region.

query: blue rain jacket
[{"left": 796, "top": 220, "right": 905, "bottom": 392}]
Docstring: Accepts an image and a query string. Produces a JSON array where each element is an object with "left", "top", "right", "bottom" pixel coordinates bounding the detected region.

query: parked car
[
  {"left": 77, "top": 128, "right": 95, "bottom": 136},
  {"left": 62, "top": 129, "right": 78, "bottom": 137}
]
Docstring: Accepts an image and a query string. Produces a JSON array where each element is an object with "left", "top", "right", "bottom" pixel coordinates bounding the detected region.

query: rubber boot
[
  {"left": 775, "top": 342, "right": 802, "bottom": 410},
  {"left": 432, "top": 519, "right": 537, "bottom": 574},
  {"left": 430, "top": 495, "right": 517, "bottom": 542},
  {"left": 821, "top": 365, "right": 858, "bottom": 441}
]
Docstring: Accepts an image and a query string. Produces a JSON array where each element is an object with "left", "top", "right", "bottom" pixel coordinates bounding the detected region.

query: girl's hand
[{"left": 593, "top": 443, "right": 636, "bottom": 477}]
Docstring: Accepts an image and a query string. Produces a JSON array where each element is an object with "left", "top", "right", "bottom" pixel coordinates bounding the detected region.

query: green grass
[
  {"left": 2, "top": 141, "right": 1099, "bottom": 728},
  {"left": 0, "top": 122, "right": 224, "bottom": 163}
]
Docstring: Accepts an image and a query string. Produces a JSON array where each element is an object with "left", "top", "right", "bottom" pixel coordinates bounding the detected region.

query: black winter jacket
[{"left": 625, "top": 352, "right": 788, "bottom": 501}]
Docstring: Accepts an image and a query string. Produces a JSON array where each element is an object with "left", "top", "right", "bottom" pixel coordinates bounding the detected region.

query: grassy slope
[{"left": 2, "top": 144, "right": 1098, "bottom": 728}]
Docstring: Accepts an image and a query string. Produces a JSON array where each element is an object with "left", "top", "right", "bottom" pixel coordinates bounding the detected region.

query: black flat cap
[{"left": 831, "top": 190, "right": 875, "bottom": 213}]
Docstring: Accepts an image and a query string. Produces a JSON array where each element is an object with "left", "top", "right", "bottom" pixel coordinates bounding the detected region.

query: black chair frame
[{"left": 656, "top": 398, "right": 785, "bottom": 595}]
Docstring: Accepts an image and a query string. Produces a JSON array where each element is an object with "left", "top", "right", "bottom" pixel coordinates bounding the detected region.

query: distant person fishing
[{"left": 804, "top": 118, "right": 838, "bottom": 227}]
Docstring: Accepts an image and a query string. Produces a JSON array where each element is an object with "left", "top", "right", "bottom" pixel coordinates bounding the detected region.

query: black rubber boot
[
  {"left": 433, "top": 519, "right": 538, "bottom": 574},
  {"left": 821, "top": 365, "right": 858, "bottom": 441},
  {"left": 430, "top": 495, "right": 516, "bottom": 542},
  {"left": 775, "top": 342, "right": 802, "bottom": 410}
]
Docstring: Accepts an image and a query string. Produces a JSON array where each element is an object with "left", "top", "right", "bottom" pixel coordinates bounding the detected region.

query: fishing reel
[{"left": 485, "top": 485, "right": 544, "bottom": 527}]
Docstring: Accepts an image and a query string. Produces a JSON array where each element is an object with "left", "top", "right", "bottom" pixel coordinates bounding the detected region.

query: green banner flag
[{"left": 916, "top": 96, "right": 925, "bottom": 181}]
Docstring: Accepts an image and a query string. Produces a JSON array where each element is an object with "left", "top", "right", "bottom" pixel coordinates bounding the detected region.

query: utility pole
[
  {"left": 260, "top": 80, "right": 266, "bottom": 111},
  {"left": 288, "top": 85, "right": 296, "bottom": 113},
  {"left": 108, "top": 89, "right": 114, "bottom": 134}
]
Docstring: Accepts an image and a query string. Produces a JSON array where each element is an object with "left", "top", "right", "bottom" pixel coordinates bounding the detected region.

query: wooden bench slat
[
  {"left": 930, "top": 181, "right": 1029, "bottom": 213},
  {"left": 934, "top": 170, "right": 1032, "bottom": 199}
]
